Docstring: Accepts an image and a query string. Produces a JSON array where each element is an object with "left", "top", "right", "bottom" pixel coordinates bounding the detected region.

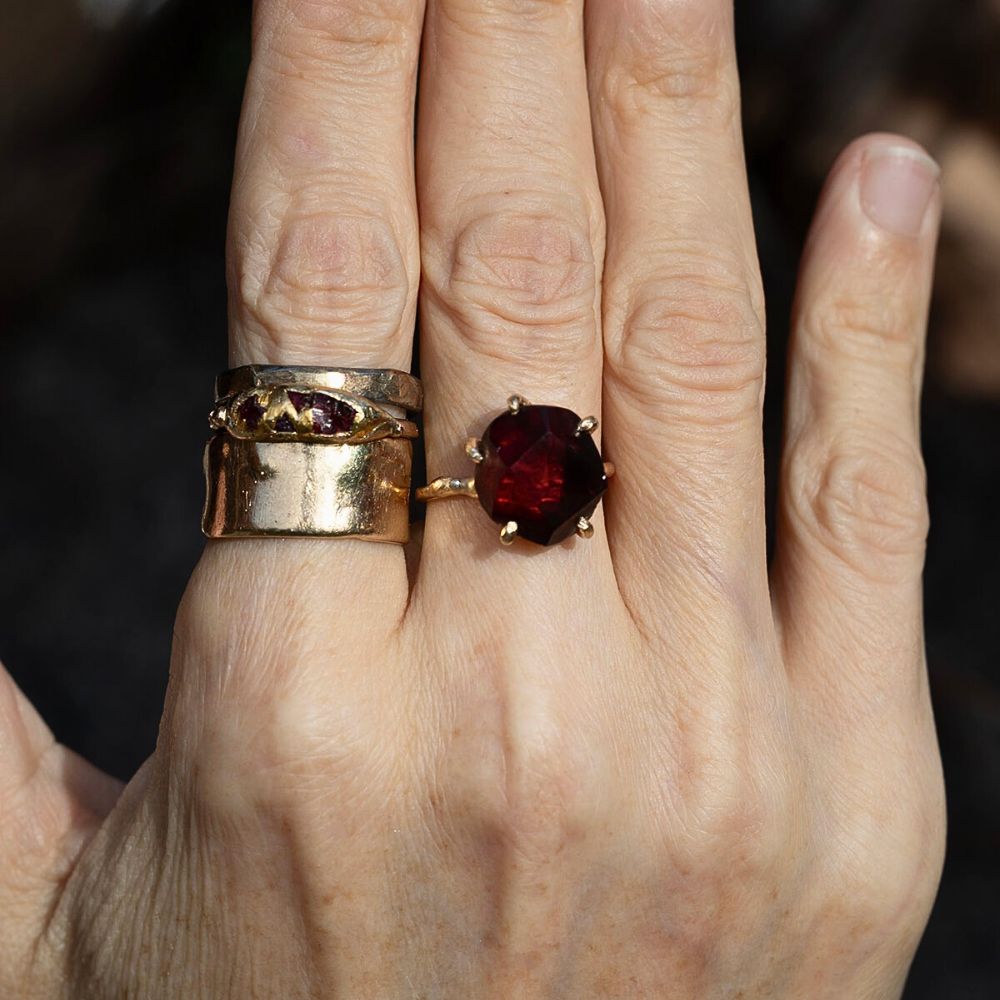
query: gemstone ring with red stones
[
  {"left": 417, "top": 396, "right": 614, "bottom": 548},
  {"left": 209, "top": 386, "right": 420, "bottom": 445}
]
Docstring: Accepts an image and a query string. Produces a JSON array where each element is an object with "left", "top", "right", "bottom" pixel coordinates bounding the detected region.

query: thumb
[{"left": 0, "top": 660, "right": 122, "bottom": 980}]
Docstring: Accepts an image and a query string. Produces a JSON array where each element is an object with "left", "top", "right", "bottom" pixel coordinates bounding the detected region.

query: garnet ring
[
  {"left": 417, "top": 396, "right": 614, "bottom": 547},
  {"left": 203, "top": 364, "right": 421, "bottom": 543}
]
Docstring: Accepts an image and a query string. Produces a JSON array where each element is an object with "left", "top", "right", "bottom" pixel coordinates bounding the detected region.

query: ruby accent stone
[
  {"left": 311, "top": 394, "right": 356, "bottom": 435},
  {"left": 474, "top": 405, "right": 608, "bottom": 546},
  {"left": 287, "top": 390, "right": 314, "bottom": 413},
  {"left": 236, "top": 395, "right": 266, "bottom": 431}
]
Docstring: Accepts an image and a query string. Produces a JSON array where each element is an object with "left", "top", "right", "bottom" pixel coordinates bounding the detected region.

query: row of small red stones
[{"left": 235, "top": 389, "right": 356, "bottom": 436}]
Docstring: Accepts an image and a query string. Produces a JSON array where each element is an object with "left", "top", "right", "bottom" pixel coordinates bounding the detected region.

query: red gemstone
[
  {"left": 311, "top": 394, "right": 356, "bottom": 435},
  {"left": 474, "top": 405, "right": 608, "bottom": 546},
  {"left": 287, "top": 390, "right": 314, "bottom": 413},
  {"left": 287, "top": 390, "right": 355, "bottom": 435},
  {"left": 236, "top": 395, "right": 265, "bottom": 431}
]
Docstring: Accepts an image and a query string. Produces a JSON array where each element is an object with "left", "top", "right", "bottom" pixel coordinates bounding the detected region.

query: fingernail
[{"left": 859, "top": 145, "right": 940, "bottom": 238}]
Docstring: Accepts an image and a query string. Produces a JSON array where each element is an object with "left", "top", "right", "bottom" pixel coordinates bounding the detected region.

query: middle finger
[{"left": 416, "top": 0, "right": 608, "bottom": 570}]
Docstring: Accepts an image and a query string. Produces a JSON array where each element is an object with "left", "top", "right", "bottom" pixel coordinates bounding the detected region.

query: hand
[{"left": 1, "top": 1, "right": 945, "bottom": 997}]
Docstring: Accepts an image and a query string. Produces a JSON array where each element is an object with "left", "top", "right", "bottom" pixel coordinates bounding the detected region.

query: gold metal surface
[
  {"left": 465, "top": 438, "right": 485, "bottom": 463},
  {"left": 575, "top": 416, "right": 599, "bottom": 436},
  {"left": 216, "top": 365, "right": 422, "bottom": 412},
  {"left": 210, "top": 387, "right": 419, "bottom": 444},
  {"left": 507, "top": 394, "right": 527, "bottom": 414},
  {"left": 576, "top": 517, "right": 594, "bottom": 539},
  {"left": 415, "top": 476, "right": 478, "bottom": 502},
  {"left": 499, "top": 521, "right": 519, "bottom": 546},
  {"left": 202, "top": 434, "right": 412, "bottom": 542}
]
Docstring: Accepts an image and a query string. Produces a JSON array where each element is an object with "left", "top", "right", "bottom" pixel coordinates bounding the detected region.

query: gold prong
[
  {"left": 575, "top": 416, "right": 599, "bottom": 436},
  {"left": 576, "top": 517, "right": 594, "bottom": 539},
  {"left": 507, "top": 395, "right": 526, "bottom": 415},
  {"left": 465, "top": 438, "right": 485, "bottom": 463},
  {"left": 603, "top": 461, "right": 616, "bottom": 479},
  {"left": 416, "top": 477, "right": 478, "bottom": 502},
  {"left": 208, "top": 403, "right": 228, "bottom": 430},
  {"left": 499, "top": 521, "right": 518, "bottom": 546}
]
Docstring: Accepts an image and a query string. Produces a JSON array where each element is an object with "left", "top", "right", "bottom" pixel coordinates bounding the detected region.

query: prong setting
[
  {"left": 576, "top": 517, "right": 594, "bottom": 539},
  {"left": 499, "top": 521, "right": 519, "bottom": 546},
  {"left": 209, "top": 403, "right": 228, "bottom": 430},
  {"left": 466, "top": 438, "right": 485, "bottom": 463},
  {"left": 507, "top": 395, "right": 526, "bottom": 415},
  {"left": 575, "top": 416, "right": 599, "bottom": 437}
]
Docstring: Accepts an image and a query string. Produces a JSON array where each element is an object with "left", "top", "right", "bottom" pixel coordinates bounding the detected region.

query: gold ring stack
[{"left": 202, "top": 365, "right": 422, "bottom": 543}]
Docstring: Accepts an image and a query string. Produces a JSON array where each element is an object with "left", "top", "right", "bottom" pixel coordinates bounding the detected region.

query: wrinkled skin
[{"left": 0, "top": 1, "right": 946, "bottom": 997}]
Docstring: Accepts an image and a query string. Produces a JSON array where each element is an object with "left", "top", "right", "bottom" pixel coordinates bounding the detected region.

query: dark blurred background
[{"left": 0, "top": 1, "right": 997, "bottom": 995}]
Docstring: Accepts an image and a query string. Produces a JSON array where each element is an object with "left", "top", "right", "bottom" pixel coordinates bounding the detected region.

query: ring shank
[
  {"left": 215, "top": 365, "right": 423, "bottom": 414},
  {"left": 202, "top": 433, "right": 412, "bottom": 542}
]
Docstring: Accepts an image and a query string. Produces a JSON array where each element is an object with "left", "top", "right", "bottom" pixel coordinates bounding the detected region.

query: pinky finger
[{"left": 772, "top": 134, "right": 941, "bottom": 713}]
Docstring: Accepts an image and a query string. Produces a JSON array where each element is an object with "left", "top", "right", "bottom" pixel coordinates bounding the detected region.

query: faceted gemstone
[
  {"left": 287, "top": 390, "right": 314, "bottom": 413},
  {"left": 474, "top": 405, "right": 608, "bottom": 546},
  {"left": 286, "top": 390, "right": 356, "bottom": 435},
  {"left": 274, "top": 414, "right": 296, "bottom": 433},
  {"left": 236, "top": 394, "right": 266, "bottom": 431},
  {"left": 311, "top": 393, "right": 356, "bottom": 436}
]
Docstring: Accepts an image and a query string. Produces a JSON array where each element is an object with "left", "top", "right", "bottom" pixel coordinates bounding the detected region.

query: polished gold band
[
  {"left": 202, "top": 434, "right": 412, "bottom": 542},
  {"left": 215, "top": 365, "right": 423, "bottom": 413},
  {"left": 203, "top": 364, "right": 421, "bottom": 543}
]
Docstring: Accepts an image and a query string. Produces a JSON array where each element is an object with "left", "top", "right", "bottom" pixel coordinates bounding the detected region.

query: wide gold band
[
  {"left": 202, "top": 434, "right": 412, "bottom": 542},
  {"left": 215, "top": 365, "right": 423, "bottom": 413}
]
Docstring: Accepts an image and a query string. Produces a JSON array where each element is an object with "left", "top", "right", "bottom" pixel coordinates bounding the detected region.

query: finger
[
  {"left": 0, "top": 663, "right": 122, "bottom": 960},
  {"left": 415, "top": 0, "right": 610, "bottom": 563},
  {"left": 772, "top": 135, "right": 941, "bottom": 714},
  {"left": 228, "top": 0, "right": 424, "bottom": 369},
  {"left": 207, "top": 1, "right": 426, "bottom": 609},
  {"left": 586, "top": 0, "right": 769, "bottom": 629}
]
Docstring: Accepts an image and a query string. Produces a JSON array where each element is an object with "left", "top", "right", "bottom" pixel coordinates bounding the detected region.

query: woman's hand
[{"left": 1, "top": 1, "right": 945, "bottom": 996}]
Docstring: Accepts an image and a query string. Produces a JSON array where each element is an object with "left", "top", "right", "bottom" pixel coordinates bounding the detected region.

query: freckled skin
[{"left": 0, "top": 1, "right": 945, "bottom": 998}]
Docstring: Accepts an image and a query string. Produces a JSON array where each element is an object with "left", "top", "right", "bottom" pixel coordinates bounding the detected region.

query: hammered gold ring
[
  {"left": 202, "top": 365, "right": 421, "bottom": 543},
  {"left": 215, "top": 364, "right": 423, "bottom": 412}
]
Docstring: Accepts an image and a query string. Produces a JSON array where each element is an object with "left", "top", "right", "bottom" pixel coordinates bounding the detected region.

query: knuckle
[
  {"left": 806, "top": 289, "right": 921, "bottom": 372},
  {"left": 426, "top": 208, "right": 599, "bottom": 365},
  {"left": 600, "top": 0, "right": 736, "bottom": 119},
  {"left": 268, "top": 0, "right": 415, "bottom": 53},
  {"left": 664, "top": 729, "right": 793, "bottom": 881},
  {"left": 498, "top": 745, "right": 597, "bottom": 863},
  {"left": 180, "top": 677, "right": 405, "bottom": 829},
  {"left": 785, "top": 432, "right": 929, "bottom": 580},
  {"left": 444, "top": 0, "right": 575, "bottom": 23},
  {"left": 606, "top": 265, "right": 765, "bottom": 426},
  {"left": 234, "top": 209, "right": 412, "bottom": 361},
  {"left": 823, "top": 811, "right": 946, "bottom": 954},
  {"left": 432, "top": 683, "right": 605, "bottom": 865}
]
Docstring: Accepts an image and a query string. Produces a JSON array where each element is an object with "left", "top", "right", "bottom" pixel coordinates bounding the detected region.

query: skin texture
[{"left": 0, "top": 1, "right": 946, "bottom": 997}]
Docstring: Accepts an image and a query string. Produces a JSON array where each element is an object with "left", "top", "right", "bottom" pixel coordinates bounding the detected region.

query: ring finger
[{"left": 586, "top": 0, "right": 771, "bottom": 647}]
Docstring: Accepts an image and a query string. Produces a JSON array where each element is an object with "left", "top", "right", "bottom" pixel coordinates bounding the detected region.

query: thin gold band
[{"left": 215, "top": 365, "right": 423, "bottom": 413}]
